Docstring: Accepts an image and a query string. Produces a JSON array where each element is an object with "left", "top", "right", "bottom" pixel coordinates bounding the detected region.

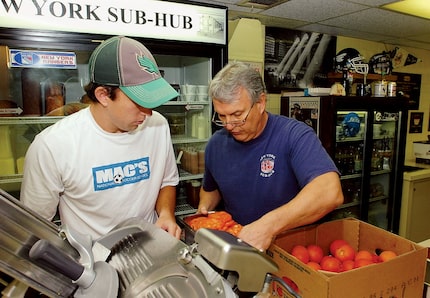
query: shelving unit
[
  {"left": 327, "top": 72, "right": 398, "bottom": 82},
  {"left": 0, "top": 55, "right": 214, "bottom": 217}
]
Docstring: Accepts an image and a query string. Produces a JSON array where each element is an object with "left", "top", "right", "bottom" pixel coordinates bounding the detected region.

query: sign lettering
[{"left": 0, "top": 0, "right": 226, "bottom": 44}]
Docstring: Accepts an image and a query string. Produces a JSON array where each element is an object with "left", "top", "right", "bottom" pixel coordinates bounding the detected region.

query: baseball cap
[{"left": 89, "top": 36, "right": 179, "bottom": 108}]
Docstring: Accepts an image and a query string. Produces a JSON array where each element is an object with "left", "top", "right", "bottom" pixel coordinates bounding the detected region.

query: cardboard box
[
  {"left": 418, "top": 239, "right": 430, "bottom": 286},
  {"left": 266, "top": 218, "right": 427, "bottom": 298}
]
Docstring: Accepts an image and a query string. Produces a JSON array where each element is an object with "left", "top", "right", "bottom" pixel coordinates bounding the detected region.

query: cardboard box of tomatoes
[{"left": 266, "top": 218, "right": 427, "bottom": 298}]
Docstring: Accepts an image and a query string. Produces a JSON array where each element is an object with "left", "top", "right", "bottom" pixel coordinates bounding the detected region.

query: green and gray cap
[{"left": 89, "top": 36, "right": 179, "bottom": 108}]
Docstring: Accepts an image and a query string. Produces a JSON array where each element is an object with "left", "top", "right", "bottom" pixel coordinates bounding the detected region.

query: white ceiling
[{"left": 188, "top": 0, "right": 430, "bottom": 51}]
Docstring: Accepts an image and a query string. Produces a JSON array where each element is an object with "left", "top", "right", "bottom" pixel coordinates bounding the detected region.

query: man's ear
[
  {"left": 94, "top": 86, "right": 110, "bottom": 107},
  {"left": 257, "top": 92, "right": 267, "bottom": 112}
]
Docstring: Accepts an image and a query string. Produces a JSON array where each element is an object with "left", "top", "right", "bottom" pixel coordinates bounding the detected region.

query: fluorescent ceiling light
[
  {"left": 238, "top": 0, "right": 289, "bottom": 9},
  {"left": 382, "top": 0, "right": 430, "bottom": 20}
]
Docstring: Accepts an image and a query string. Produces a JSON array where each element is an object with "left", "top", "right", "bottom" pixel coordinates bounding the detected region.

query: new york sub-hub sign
[{"left": 0, "top": 0, "right": 227, "bottom": 44}]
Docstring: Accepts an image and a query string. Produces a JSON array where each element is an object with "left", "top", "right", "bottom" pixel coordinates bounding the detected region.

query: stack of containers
[{"left": 0, "top": 126, "right": 15, "bottom": 175}]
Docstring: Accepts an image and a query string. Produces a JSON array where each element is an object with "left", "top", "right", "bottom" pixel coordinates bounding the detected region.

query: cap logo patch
[{"left": 137, "top": 54, "right": 159, "bottom": 74}]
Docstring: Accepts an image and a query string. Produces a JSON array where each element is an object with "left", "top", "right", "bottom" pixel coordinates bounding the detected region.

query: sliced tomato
[
  {"left": 186, "top": 211, "right": 241, "bottom": 236},
  {"left": 221, "top": 219, "right": 236, "bottom": 230},
  {"left": 201, "top": 218, "right": 224, "bottom": 230},
  {"left": 208, "top": 211, "right": 232, "bottom": 223},
  {"left": 226, "top": 224, "right": 243, "bottom": 236},
  {"left": 188, "top": 217, "right": 207, "bottom": 230}
]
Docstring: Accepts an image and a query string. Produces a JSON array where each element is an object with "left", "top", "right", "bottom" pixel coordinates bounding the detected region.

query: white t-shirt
[{"left": 21, "top": 107, "right": 179, "bottom": 239}]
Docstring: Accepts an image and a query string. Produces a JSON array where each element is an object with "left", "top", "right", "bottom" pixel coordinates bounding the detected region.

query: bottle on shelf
[
  {"left": 371, "top": 146, "right": 382, "bottom": 171},
  {"left": 354, "top": 149, "right": 362, "bottom": 173}
]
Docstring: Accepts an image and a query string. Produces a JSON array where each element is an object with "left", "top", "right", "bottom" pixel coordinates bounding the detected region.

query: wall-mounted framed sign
[
  {"left": 264, "top": 27, "right": 337, "bottom": 93},
  {"left": 409, "top": 112, "right": 424, "bottom": 133},
  {"left": 393, "top": 72, "right": 421, "bottom": 110}
]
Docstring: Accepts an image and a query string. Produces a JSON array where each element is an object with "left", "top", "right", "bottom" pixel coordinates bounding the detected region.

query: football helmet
[
  {"left": 369, "top": 52, "right": 392, "bottom": 75},
  {"left": 334, "top": 48, "right": 368, "bottom": 74}
]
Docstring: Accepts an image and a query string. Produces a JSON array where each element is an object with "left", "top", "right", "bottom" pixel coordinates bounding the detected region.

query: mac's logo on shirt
[{"left": 92, "top": 157, "right": 150, "bottom": 191}]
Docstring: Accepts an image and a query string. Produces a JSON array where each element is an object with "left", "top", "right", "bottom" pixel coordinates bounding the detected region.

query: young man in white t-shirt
[{"left": 21, "top": 36, "right": 181, "bottom": 240}]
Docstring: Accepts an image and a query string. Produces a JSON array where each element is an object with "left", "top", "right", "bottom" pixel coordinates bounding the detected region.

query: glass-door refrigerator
[
  {"left": 281, "top": 96, "right": 409, "bottom": 233},
  {"left": 0, "top": 1, "right": 227, "bottom": 208}
]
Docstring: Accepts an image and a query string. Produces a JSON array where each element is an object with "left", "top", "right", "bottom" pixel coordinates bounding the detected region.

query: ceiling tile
[
  {"left": 187, "top": 0, "right": 430, "bottom": 50},
  {"left": 344, "top": 0, "right": 399, "bottom": 7},
  {"left": 320, "top": 8, "right": 430, "bottom": 37},
  {"left": 229, "top": 10, "right": 308, "bottom": 28},
  {"left": 260, "top": 0, "right": 367, "bottom": 22},
  {"left": 297, "top": 23, "right": 390, "bottom": 42}
]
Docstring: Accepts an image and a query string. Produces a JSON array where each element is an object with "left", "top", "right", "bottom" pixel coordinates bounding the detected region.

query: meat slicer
[{"left": 0, "top": 189, "right": 299, "bottom": 297}]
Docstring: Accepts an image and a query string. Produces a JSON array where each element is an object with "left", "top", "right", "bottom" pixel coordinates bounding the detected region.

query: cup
[
  {"left": 196, "top": 94, "right": 208, "bottom": 101},
  {"left": 181, "top": 94, "right": 195, "bottom": 102},
  {"left": 196, "top": 85, "right": 208, "bottom": 94},
  {"left": 181, "top": 84, "right": 197, "bottom": 95}
]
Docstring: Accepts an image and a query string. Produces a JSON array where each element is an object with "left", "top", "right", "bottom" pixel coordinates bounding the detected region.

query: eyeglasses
[{"left": 212, "top": 103, "right": 255, "bottom": 127}]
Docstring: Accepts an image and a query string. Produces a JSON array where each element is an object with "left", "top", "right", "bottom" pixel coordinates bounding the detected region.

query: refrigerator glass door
[
  {"left": 368, "top": 111, "right": 400, "bottom": 230},
  {"left": 0, "top": 42, "right": 214, "bottom": 204},
  {"left": 332, "top": 111, "right": 367, "bottom": 221}
]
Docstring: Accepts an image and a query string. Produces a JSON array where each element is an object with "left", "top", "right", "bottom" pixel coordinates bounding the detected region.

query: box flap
[
  {"left": 357, "top": 220, "right": 421, "bottom": 254},
  {"left": 315, "top": 218, "right": 360, "bottom": 251},
  {"left": 274, "top": 224, "right": 319, "bottom": 253}
]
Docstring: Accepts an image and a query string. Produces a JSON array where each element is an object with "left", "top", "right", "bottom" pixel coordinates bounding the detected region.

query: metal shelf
[
  {"left": 0, "top": 116, "right": 62, "bottom": 125},
  {"left": 370, "top": 169, "right": 391, "bottom": 176},
  {"left": 163, "top": 101, "right": 210, "bottom": 106},
  {"left": 172, "top": 136, "right": 209, "bottom": 144},
  {"left": 369, "top": 195, "right": 388, "bottom": 203},
  {"left": 178, "top": 169, "right": 203, "bottom": 181},
  {"left": 337, "top": 136, "right": 364, "bottom": 142},
  {"left": 0, "top": 174, "right": 23, "bottom": 184},
  {"left": 340, "top": 173, "right": 362, "bottom": 180},
  {"left": 175, "top": 203, "right": 196, "bottom": 216},
  {"left": 336, "top": 201, "right": 360, "bottom": 210}
]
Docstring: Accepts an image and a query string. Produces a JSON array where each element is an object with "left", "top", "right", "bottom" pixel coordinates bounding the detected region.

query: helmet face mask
[{"left": 349, "top": 56, "right": 369, "bottom": 75}]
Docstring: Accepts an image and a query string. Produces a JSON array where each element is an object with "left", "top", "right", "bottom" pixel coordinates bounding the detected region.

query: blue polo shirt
[{"left": 203, "top": 113, "right": 339, "bottom": 225}]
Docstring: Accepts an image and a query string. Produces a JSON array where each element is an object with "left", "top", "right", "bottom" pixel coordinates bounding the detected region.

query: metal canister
[
  {"left": 372, "top": 80, "right": 387, "bottom": 97},
  {"left": 387, "top": 81, "right": 397, "bottom": 97}
]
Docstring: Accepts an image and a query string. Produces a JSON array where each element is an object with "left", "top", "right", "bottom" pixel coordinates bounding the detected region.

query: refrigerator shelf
[
  {"left": 337, "top": 136, "right": 364, "bottom": 142},
  {"left": 0, "top": 175, "right": 23, "bottom": 184},
  {"left": 370, "top": 169, "right": 391, "bottom": 176},
  {"left": 0, "top": 116, "right": 62, "bottom": 125},
  {"left": 336, "top": 201, "right": 360, "bottom": 210},
  {"left": 172, "top": 136, "right": 209, "bottom": 144},
  {"left": 369, "top": 195, "right": 388, "bottom": 203},
  {"left": 340, "top": 173, "right": 362, "bottom": 180}
]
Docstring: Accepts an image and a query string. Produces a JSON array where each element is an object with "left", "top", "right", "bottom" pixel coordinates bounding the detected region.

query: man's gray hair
[{"left": 209, "top": 61, "right": 267, "bottom": 104}]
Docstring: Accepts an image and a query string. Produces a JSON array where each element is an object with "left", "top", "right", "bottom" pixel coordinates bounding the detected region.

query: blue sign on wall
[{"left": 10, "top": 50, "right": 77, "bottom": 69}]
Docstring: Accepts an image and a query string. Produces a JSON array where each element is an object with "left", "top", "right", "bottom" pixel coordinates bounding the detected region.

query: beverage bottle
[{"left": 354, "top": 146, "right": 362, "bottom": 173}]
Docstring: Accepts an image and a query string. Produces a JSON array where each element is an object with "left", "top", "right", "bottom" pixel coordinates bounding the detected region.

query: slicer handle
[{"left": 30, "top": 239, "right": 84, "bottom": 281}]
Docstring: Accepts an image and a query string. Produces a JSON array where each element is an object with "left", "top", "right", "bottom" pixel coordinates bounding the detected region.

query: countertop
[{"left": 404, "top": 159, "right": 430, "bottom": 181}]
